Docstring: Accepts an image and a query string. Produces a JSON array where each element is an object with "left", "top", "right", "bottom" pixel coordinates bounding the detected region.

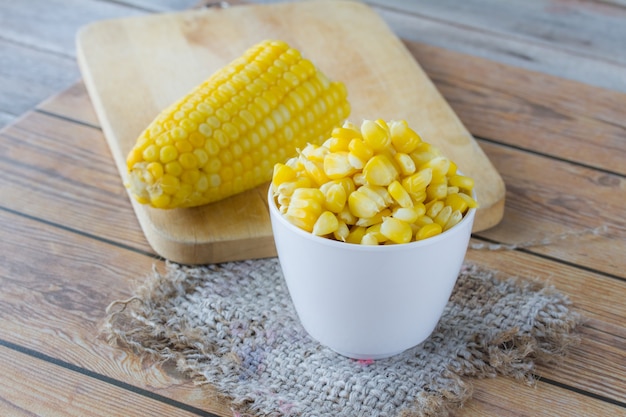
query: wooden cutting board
[{"left": 76, "top": 0, "right": 505, "bottom": 264}]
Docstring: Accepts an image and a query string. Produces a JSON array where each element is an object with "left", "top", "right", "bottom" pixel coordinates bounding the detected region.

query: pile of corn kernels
[{"left": 271, "top": 119, "right": 477, "bottom": 245}]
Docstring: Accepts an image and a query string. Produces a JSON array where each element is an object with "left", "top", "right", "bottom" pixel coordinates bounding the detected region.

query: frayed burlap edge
[{"left": 101, "top": 261, "right": 583, "bottom": 417}]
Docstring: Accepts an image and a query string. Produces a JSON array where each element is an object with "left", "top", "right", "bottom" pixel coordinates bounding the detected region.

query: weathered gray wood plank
[
  {"left": 0, "top": 112, "right": 16, "bottom": 129},
  {"left": 0, "top": 39, "right": 79, "bottom": 128},
  {"left": 0, "top": 0, "right": 212, "bottom": 130},
  {"left": 0, "top": 0, "right": 147, "bottom": 58},
  {"left": 369, "top": 0, "right": 626, "bottom": 65},
  {"left": 367, "top": 1, "right": 626, "bottom": 94},
  {"left": 114, "top": 0, "right": 201, "bottom": 12}
]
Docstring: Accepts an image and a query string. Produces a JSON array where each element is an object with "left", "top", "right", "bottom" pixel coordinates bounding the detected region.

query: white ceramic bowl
[{"left": 268, "top": 187, "right": 476, "bottom": 359}]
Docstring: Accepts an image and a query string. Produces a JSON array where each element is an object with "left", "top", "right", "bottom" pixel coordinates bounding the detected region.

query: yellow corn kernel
[
  {"left": 392, "top": 206, "right": 422, "bottom": 223},
  {"left": 348, "top": 185, "right": 387, "bottom": 218},
  {"left": 323, "top": 151, "right": 357, "bottom": 179},
  {"left": 449, "top": 174, "right": 475, "bottom": 192},
  {"left": 388, "top": 180, "right": 413, "bottom": 208},
  {"left": 393, "top": 152, "right": 416, "bottom": 176},
  {"left": 150, "top": 193, "right": 171, "bottom": 209},
  {"left": 146, "top": 162, "right": 164, "bottom": 181},
  {"left": 127, "top": 148, "right": 144, "bottom": 168},
  {"left": 415, "top": 215, "right": 434, "bottom": 227},
  {"left": 355, "top": 208, "right": 391, "bottom": 227},
  {"left": 361, "top": 119, "right": 390, "bottom": 151},
  {"left": 285, "top": 188, "right": 325, "bottom": 232},
  {"left": 380, "top": 217, "right": 413, "bottom": 244},
  {"left": 142, "top": 144, "right": 159, "bottom": 162},
  {"left": 352, "top": 172, "right": 366, "bottom": 186},
  {"left": 426, "top": 181, "right": 448, "bottom": 201},
  {"left": 285, "top": 208, "right": 319, "bottom": 232},
  {"left": 335, "top": 176, "right": 356, "bottom": 196},
  {"left": 324, "top": 136, "right": 352, "bottom": 152},
  {"left": 458, "top": 192, "right": 479, "bottom": 209},
  {"left": 159, "top": 174, "right": 180, "bottom": 195},
  {"left": 126, "top": 39, "right": 350, "bottom": 209},
  {"left": 346, "top": 225, "right": 367, "bottom": 244},
  {"left": 333, "top": 220, "right": 350, "bottom": 242},
  {"left": 365, "top": 223, "right": 387, "bottom": 243},
  {"left": 301, "top": 158, "right": 329, "bottom": 185},
  {"left": 277, "top": 193, "right": 291, "bottom": 208},
  {"left": 447, "top": 186, "right": 460, "bottom": 195},
  {"left": 409, "top": 143, "right": 440, "bottom": 167},
  {"left": 425, "top": 200, "right": 445, "bottom": 218},
  {"left": 401, "top": 168, "right": 432, "bottom": 195},
  {"left": 361, "top": 233, "right": 379, "bottom": 245},
  {"left": 416, "top": 223, "right": 443, "bottom": 240},
  {"left": 444, "top": 209, "right": 463, "bottom": 231},
  {"left": 290, "top": 187, "right": 325, "bottom": 205},
  {"left": 313, "top": 211, "right": 339, "bottom": 236},
  {"left": 363, "top": 154, "right": 398, "bottom": 186},
  {"left": 276, "top": 175, "right": 313, "bottom": 197},
  {"left": 445, "top": 193, "right": 469, "bottom": 214},
  {"left": 410, "top": 190, "right": 427, "bottom": 204},
  {"left": 271, "top": 162, "right": 297, "bottom": 190},
  {"left": 284, "top": 155, "right": 301, "bottom": 170},
  {"left": 389, "top": 120, "right": 422, "bottom": 153},
  {"left": 322, "top": 182, "right": 347, "bottom": 213},
  {"left": 332, "top": 126, "right": 361, "bottom": 141},
  {"left": 347, "top": 138, "right": 373, "bottom": 170},
  {"left": 433, "top": 205, "right": 453, "bottom": 228},
  {"left": 374, "top": 119, "right": 390, "bottom": 132},
  {"left": 447, "top": 159, "right": 458, "bottom": 176},
  {"left": 420, "top": 156, "right": 450, "bottom": 183},
  {"left": 337, "top": 205, "right": 357, "bottom": 225},
  {"left": 160, "top": 145, "right": 178, "bottom": 163},
  {"left": 300, "top": 142, "right": 329, "bottom": 162}
]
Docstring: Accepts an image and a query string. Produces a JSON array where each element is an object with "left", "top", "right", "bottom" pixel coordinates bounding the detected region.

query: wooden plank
[
  {"left": 0, "top": 0, "right": 146, "bottom": 57},
  {"left": 0, "top": 38, "right": 79, "bottom": 124},
  {"left": 477, "top": 140, "right": 626, "bottom": 279},
  {"left": 76, "top": 0, "right": 505, "bottom": 263},
  {"left": 1, "top": 209, "right": 623, "bottom": 415},
  {"left": 0, "top": 112, "right": 154, "bottom": 254},
  {"left": 462, "top": 376, "right": 625, "bottom": 417},
  {"left": 0, "top": 209, "right": 233, "bottom": 416},
  {"left": 465, "top": 246, "right": 626, "bottom": 403},
  {"left": 116, "top": 0, "right": 206, "bottom": 12},
  {"left": 0, "top": 345, "right": 206, "bottom": 417},
  {"left": 407, "top": 41, "right": 626, "bottom": 175},
  {"left": 370, "top": 0, "right": 626, "bottom": 65},
  {"left": 369, "top": 2, "right": 626, "bottom": 94},
  {"left": 0, "top": 111, "right": 16, "bottom": 131},
  {"left": 37, "top": 82, "right": 101, "bottom": 127}
]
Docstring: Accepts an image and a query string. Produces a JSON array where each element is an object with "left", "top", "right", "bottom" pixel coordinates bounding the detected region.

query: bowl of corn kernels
[{"left": 268, "top": 118, "right": 477, "bottom": 359}]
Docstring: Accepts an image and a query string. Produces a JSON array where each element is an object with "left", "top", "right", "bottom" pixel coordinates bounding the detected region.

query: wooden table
[{"left": 1, "top": 1, "right": 624, "bottom": 415}]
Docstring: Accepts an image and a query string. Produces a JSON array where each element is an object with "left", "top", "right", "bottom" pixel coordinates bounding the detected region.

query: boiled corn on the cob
[
  {"left": 126, "top": 39, "right": 350, "bottom": 209},
  {"left": 272, "top": 119, "right": 478, "bottom": 245}
]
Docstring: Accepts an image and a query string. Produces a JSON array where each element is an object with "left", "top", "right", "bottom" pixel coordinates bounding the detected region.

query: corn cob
[
  {"left": 272, "top": 119, "right": 478, "bottom": 245},
  {"left": 126, "top": 40, "right": 350, "bottom": 209}
]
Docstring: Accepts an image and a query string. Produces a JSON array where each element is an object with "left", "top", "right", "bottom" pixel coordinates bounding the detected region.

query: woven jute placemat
[{"left": 104, "top": 257, "right": 581, "bottom": 417}]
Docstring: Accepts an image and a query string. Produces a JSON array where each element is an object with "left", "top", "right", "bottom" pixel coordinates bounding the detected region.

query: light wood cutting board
[{"left": 76, "top": 0, "right": 505, "bottom": 264}]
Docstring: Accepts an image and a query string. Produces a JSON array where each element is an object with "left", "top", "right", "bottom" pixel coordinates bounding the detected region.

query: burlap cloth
[{"left": 104, "top": 257, "right": 581, "bottom": 417}]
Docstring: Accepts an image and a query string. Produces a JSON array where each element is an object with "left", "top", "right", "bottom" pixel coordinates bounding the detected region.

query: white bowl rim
[{"left": 268, "top": 186, "right": 476, "bottom": 252}]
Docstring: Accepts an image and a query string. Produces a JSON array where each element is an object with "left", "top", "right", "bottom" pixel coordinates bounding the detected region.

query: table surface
[{"left": 1, "top": 0, "right": 624, "bottom": 416}]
